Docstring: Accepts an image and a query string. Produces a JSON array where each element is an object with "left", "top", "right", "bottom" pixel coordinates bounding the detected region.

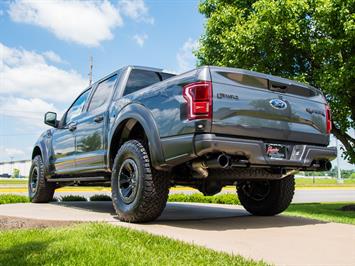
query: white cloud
[
  {"left": 0, "top": 97, "right": 60, "bottom": 127},
  {"left": 119, "top": 0, "right": 154, "bottom": 24},
  {"left": 42, "top": 51, "right": 64, "bottom": 64},
  {"left": 133, "top": 33, "right": 148, "bottom": 47},
  {"left": 0, "top": 42, "right": 87, "bottom": 103},
  {"left": 8, "top": 0, "right": 123, "bottom": 47},
  {"left": 176, "top": 38, "right": 199, "bottom": 72},
  {"left": 2, "top": 148, "right": 25, "bottom": 157}
]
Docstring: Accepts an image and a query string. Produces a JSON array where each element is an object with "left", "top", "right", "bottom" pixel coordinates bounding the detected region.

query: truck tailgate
[{"left": 210, "top": 67, "right": 329, "bottom": 146}]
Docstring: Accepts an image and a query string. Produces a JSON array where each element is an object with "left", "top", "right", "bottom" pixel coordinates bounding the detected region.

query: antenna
[{"left": 89, "top": 55, "right": 93, "bottom": 86}]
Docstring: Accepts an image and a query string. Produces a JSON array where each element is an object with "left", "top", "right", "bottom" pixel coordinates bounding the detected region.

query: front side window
[
  {"left": 88, "top": 75, "right": 117, "bottom": 111},
  {"left": 65, "top": 88, "right": 91, "bottom": 124}
]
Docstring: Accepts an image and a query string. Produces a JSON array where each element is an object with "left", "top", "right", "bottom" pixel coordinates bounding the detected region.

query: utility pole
[
  {"left": 89, "top": 55, "right": 93, "bottom": 86},
  {"left": 335, "top": 138, "right": 343, "bottom": 183}
]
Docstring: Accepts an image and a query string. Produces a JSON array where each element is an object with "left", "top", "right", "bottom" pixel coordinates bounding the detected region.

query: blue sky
[
  {"left": 0, "top": 0, "right": 353, "bottom": 170},
  {"left": 0, "top": 0, "right": 203, "bottom": 162}
]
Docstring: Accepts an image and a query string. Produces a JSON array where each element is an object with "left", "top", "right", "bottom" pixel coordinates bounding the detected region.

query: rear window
[
  {"left": 218, "top": 72, "right": 268, "bottom": 90},
  {"left": 124, "top": 69, "right": 175, "bottom": 96},
  {"left": 217, "top": 71, "right": 319, "bottom": 97}
]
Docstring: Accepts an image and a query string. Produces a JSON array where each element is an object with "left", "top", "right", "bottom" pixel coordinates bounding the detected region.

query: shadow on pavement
[
  {"left": 53, "top": 201, "right": 326, "bottom": 230},
  {"left": 52, "top": 201, "right": 116, "bottom": 215}
]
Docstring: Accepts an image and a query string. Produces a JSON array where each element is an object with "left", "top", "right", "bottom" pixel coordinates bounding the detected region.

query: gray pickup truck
[{"left": 30, "top": 65, "right": 336, "bottom": 222}]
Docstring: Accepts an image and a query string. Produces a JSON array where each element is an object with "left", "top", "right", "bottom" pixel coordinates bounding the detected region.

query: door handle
[
  {"left": 68, "top": 122, "right": 77, "bottom": 131},
  {"left": 94, "top": 116, "right": 104, "bottom": 123}
]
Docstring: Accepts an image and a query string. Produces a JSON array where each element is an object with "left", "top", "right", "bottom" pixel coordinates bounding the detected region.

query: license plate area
[{"left": 265, "top": 144, "right": 287, "bottom": 159}]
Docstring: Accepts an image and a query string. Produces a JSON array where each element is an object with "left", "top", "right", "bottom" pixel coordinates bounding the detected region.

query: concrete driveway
[{"left": 0, "top": 202, "right": 354, "bottom": 266}]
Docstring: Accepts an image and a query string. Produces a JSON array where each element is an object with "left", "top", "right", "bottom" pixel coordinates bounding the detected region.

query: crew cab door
[
  {"left": 52, "top": 88, "right": 91, "bottom": 174},
  {"left": 74, "top": 74, "right": 118, "bottom": 172}
]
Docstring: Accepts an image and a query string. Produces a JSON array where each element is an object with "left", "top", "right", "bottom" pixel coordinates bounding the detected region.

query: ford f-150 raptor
[{"left": 30, "top": 65, "right": 336, "bottom": 222}]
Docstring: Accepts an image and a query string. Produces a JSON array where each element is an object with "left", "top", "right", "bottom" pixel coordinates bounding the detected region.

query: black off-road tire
[
  {"left": 237, "top": 175, "right": 295, "bottom": 216},
  {"left": 28, "top": 155, "right": 55, "bottom": 203},
  {"left": 111, "top": 140, "right": 170, "bottom": 223}
]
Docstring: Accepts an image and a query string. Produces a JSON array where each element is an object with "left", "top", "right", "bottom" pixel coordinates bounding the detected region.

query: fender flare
[
  {"left": 108, "top": 103, "right": 167, "bottom": 170},
  {"left": 32, "top": 137, "right": 51, "bottom": 177}
]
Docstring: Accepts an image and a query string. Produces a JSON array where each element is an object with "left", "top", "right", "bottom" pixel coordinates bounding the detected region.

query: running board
[{"left": 47, "top": 176, "right": 108, "bottom": 182}]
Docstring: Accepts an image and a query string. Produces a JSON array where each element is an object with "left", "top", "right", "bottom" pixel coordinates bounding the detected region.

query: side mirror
[{"left": 44, "top": 112, "right": 58, "bottom": 128}]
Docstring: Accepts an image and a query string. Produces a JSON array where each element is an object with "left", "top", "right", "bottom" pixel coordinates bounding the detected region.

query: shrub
[
  {"left": 60, "top": 195, "right": 87, "bottom": 202},
  {"left": 168, "top": 193, "right": 240, "bottom": 205},
  {"left": 89, "top": 194, "right": 112, "bottom": 201},
  {"left": 0, "top": 194, "right": 29, "bottom": 204},
  {"left": 51, "top": 197, "right": 59, "bottom": 202}
]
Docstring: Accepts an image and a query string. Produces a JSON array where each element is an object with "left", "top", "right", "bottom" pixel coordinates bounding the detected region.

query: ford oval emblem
[{"left": 269, "top": 99, "right": 287, "bottom": 110}]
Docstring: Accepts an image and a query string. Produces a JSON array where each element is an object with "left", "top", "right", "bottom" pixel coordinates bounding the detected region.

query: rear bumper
[{"left": 194, "top": 134, "right": 337, "bottom": 169}]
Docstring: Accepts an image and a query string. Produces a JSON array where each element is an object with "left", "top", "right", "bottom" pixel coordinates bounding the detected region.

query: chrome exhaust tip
[
  {"left": 217, "top": 154, "right": 230, "bottom": 168},
  {"left": 321, "top": 161, "right": 332, "bottom": 171}
]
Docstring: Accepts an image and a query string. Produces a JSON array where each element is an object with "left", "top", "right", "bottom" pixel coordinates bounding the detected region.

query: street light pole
[{"left": 88, "top": 55, "right": 93, "bottom": 86}]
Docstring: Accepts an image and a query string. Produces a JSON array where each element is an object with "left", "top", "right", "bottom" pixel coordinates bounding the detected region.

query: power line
[
  {"left": 0, "top": 133, "right": 40, "bottom": 136},
  {"left": 0, "top": 109, "right": 46, "bottom": 114}
]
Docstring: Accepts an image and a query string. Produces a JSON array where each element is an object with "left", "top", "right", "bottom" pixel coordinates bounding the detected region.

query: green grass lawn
[
  {"left": 0, "top": 223, "right": 266, "bottom": 266},
  {"left": 284, "top": 203, "right": 355, "bottom": 225},
  {"left": 0, "top": 194, "right": 29, "bottom": 204},
  {"left": 0, "top": 179, "right": 28, "bottom": 185}
]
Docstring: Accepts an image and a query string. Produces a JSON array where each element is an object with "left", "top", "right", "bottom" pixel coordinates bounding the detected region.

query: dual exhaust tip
[
  {"left": 203, "top": 154, "right": 231, "bottom": 169},
  {"left": 205, "top": 154, "right": 248, "bottom": 169},
  {"left": 217, "top": 154, "right": 230, "bottom": 168},
  {"left": 311, "top": 160, "right": 332, "bottom": 171},
  {"left": 192, "top": 156, "right": 332, "bottom": 179},
  {"left": 191, "top": 154, "right": 235, "bottom": 179}
]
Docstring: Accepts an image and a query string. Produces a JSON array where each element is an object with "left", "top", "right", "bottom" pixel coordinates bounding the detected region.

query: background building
[{"left": 0, "top": 160, "right": 31, "bottom": 178}]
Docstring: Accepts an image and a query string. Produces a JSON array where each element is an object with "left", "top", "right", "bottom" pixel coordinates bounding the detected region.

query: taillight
[
  {"left": 183, "top": 81, "right": 212, "bottom": 120},
  {"left": 325, "top": 104, "right": 332, "bottom": 134}
]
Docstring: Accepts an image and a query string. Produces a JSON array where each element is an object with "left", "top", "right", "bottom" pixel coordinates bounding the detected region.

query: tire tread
[
  {"left": 30, "top": 155, "right": 55, "bottom": 203},
  {"left": 111, "top": 140, "right": 170, "bottom": 223}
]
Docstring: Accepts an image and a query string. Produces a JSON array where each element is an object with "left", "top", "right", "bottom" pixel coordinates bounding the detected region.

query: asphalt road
[
  {"left": 0, "top": 201, "right": 354, "bottom": 266},
  {"left": 292, "top": 188, "right": 355, "bottom": 203}
]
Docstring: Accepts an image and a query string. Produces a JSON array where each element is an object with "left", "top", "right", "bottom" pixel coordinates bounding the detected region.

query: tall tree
[{"left": 197, "top": 0, "right": 355, "bottom": 163}]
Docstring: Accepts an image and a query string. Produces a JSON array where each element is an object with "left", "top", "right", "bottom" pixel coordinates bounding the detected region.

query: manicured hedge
[
  {"left": 89, "top": 194, "right": 112, "bottom": 201},
  {"left": 168, "top": 193, "right": 240, "bottom": 205},
  {"left": 60, "top": 195, "right": 87, "bottom": 202}
]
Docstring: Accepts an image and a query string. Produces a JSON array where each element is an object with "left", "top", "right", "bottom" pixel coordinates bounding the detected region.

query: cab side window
[
  {"left": 124, "top": 70, "right": 161, "bottom": 96},
  {"left": 65, "top": 88, "right": 91, "bottom": 124},
  {"left": 88, "top": 75, "right": 117, "bottom": 111}
]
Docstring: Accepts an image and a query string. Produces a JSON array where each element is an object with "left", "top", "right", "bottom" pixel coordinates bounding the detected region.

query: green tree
[
  {"left": 12, "top": 168, "right": 20, "bottom": 179},
  {"left": 197, "top": 0, "right": 355, "bottom": 163}
]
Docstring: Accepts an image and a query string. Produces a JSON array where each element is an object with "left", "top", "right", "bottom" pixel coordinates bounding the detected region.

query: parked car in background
[{"left": 29, "top": 65, "right": 336, "bottom": 222}]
